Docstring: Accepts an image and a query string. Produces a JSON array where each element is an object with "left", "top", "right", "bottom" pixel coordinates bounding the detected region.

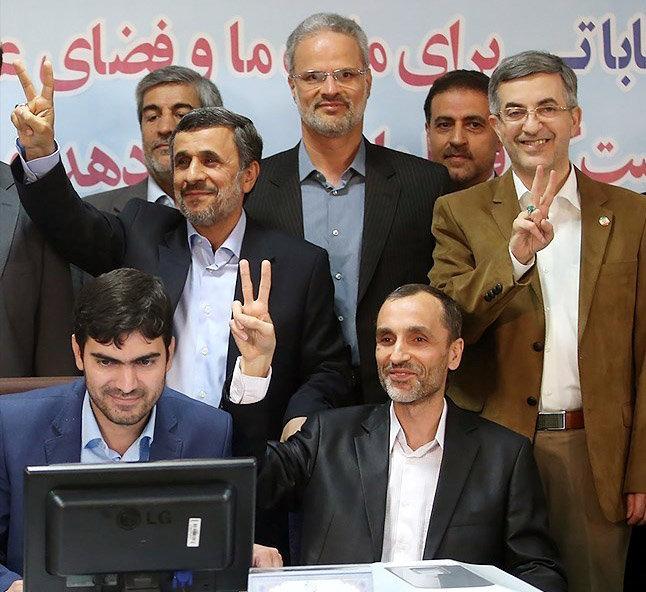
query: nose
[
  {"left": 156, "top": 111, "right": 175, "bottom": 137},
  {"left": 389, "top": 339, "right": 411, "bottom": 365},
  {"left": 521, "top": 110, "right": 542, "bottom": 134},
  {"left": 115, "top": 365, "right": 137, "bottom": 393},
  {"left": 449, "top": 123, "right": 466, "bottom": 147},
  {"left": 185, "top": 158, "right": 205, "bottom": 183},
  {"left": 320, "top": 72, "right": 340, "bottom": 95}
]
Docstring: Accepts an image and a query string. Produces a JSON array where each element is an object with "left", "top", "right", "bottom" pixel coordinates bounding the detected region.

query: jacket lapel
[
  {"left": 354, "top": 404, "right": 390, "bottom": 561},
  {"left": 576, "top": 170, "right": 611, "bottom": 342},
  {"left": 43, "top": 379, "right": 86, "bottom": 464},
  {"left": 358, "top": 141, "right": 400, "bottom": 303},
  {"left": 423, "top": 401, "right": 480, "bottom": 559},
  {"left": 158, "top": 222, "right": 191, "bottom": 310},
  {"left": 0, "top": 172, "right": 18, "bottom": 277},
  {"left": 149, "top": 389, "right": 183, "bottom": 460},
  {"left": 267, "top": 145, "right": 304, "bottom": 238}
]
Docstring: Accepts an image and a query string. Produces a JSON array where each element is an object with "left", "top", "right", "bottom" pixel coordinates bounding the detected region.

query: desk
[{"left": 248, "top": 559, "right": 543, "bottom": 591}]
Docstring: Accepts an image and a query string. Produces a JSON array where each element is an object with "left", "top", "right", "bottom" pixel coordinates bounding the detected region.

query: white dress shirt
[
  {"left": 510, "top": 167, "right": 582, "bottom": 411},
  {"left": 146, "top": 175, "right": 175, "bottom": 208},
  {"left": 381, "top": 400, "right": 447, "bottom": 563}
]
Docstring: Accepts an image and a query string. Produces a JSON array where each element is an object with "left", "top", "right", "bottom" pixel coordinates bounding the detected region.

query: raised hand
[
  {"left": 509, "top": 165, "right": 557, "bottom": 265},
  {"left": 229, "top": 259, "right": 275, "bottom": 377},
  {"left": 10, "top": 59, "right": 56, "bottom": 160}
]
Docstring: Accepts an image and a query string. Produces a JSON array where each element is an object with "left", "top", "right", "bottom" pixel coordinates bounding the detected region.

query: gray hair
[
  {"left": 489, "top": 50, "right": 578, "bottom": 115},
  {"left": 170, "top": 107, "right": 263, "bottom": 170},
  {"left": 285, "top": 13, "right": 370, "bottom": 74},
  {"left": 135, "top": 65, "right": 223, "bottom": 123}
]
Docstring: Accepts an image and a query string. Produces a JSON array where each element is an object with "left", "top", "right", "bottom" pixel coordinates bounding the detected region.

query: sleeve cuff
[
  {"left": 228, "top": 356, "right": 272, "bottom": 404},
  {"left": 509, "top": 246, "right": 535, "bottom": 282},
  {"left": 16, "top": 138, "right": 60, "bottom": 183}
]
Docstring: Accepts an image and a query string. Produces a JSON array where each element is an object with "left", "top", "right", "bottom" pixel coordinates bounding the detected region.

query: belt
[{"left": 536, "top": 410, "right": 584, "bottom": 431}]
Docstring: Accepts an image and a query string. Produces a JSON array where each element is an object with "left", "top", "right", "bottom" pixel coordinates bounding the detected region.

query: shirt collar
[
  {"left": 388, "top": 398, "right": 447, "bottom": 454},
  {"left": 186, "top": 210, "right": 247, "bottom": 258},
  {"left": 81, "top": 391, "right": 157, "bottom": 455},
  {"left": 512, "top": 164, "right": 580, "bottom": 210},
  {"left": 146, "top": 176, "right": 173, "bottom": 205},
  {"left": 297, "top": 140, "right": 366, "bottom": 182}
]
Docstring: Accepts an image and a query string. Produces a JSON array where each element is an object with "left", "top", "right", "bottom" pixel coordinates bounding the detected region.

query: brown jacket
[{"left": 429, "top": 168, "right": 646, "bottom": 522}]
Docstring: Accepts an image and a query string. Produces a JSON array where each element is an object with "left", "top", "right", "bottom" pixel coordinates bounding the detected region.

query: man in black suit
[
  {"left": 0, "top": 45, "right": 76, "bottom": 378},
  {"left": 245, "top": 13, "right": 453, "bottom": 402},
  {"left": 256, "top": 284, "right": 566, "bottom": 592},
  {"left": 10, "top": 62, "right": 351, "bottom": 453},
  {"left": 85, "top": 65, "right": 223, "bottom": 214}
]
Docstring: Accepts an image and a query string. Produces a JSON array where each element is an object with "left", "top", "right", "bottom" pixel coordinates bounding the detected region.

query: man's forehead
[
  {"left": 84, "top": 332, "right": 164, "bottom": 354},
  {"left": 431, "top": 88, "right": 490, "bottom": 119},
  {"left": 377, "top": 293, "right": 443, "bottom": 327},
  {"left": 497, "top": 72, "right": 567, "bottom": 103},
  {"left": 293, "top": 30, "right": 363, "bottom": 66},
  {"left": 142, "top": 82, "right": 201, "bottom": 107},
  {"left": 174, "top": 126, "right": 235, "bottom": 151}
]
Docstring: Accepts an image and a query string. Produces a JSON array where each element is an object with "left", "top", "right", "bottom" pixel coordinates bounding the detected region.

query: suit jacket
[
  {"left": 257, "top": 400, "right": 566, "bottom": 592},
  {"left": 245, "top": 140, "right": 453, "bottom": 402},
  {"left": 12, "top": 159, "right": 352, "bottom": 454},
  {"left": 0, "top": 378, "right": 233, "bottom": 589},
  {"left": 0, "top": 162, "right": 75, "bottom": 377},
  {"left": 83, "top": 178, "right": 148, "bottom": 214},
  {"left": 429, "top": 168, "right": 646, "bottom": 522}
]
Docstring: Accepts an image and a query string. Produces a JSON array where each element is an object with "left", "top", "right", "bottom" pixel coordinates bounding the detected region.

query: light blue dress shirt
[
  {"left": 299, "top": 141, "right": 365, "bottom": 365},
  {"left": 146, "top": 176, "right": 175, "bottom": 208},
  {"left": 165, "top": 212, "right": 246, "bottom": 407},
  {"left": 80, "top": 392, "right": 156, "bottom": 463}
]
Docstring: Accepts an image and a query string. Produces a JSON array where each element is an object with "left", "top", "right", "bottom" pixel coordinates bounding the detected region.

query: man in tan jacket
[{"left": 430, "top": 50, "right": 646, "bottom": 592}]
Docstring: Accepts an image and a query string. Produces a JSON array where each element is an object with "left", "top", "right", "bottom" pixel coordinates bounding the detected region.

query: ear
[
  {"left": 365, "top": 68, "right": 373, "bottom": 99},
  {"left": 241, "top": 160, "right": 260, "bottom": 193},
  {"left": 570, "top": 105, "right": 582, "bottom": 139},
  {"left": 425, "top": 122, "right": 432, "bottom": 158},
  {"left": 447, "top": 337, "right": 464, "bottom": 371},
  {"left": 71, "top": 335, "right": 85, "bottom": 372},
  {"left": 165, "top": 336, "right": 176, "bottom": 373},
  {"left": 489, "top": 113, "right": 504, "bottom": 143},
  {"left": 288, "top": 75, "right": 297, "bottom": 102}
]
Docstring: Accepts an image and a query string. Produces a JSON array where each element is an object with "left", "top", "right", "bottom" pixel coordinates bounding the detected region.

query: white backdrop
[{"left": 1, "top": 0, "right": 644, "bottom": 194}]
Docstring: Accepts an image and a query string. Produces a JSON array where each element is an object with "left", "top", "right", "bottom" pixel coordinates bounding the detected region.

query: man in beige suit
[{"left": 429, "top": 50, "right": 646, "bottom": 592}]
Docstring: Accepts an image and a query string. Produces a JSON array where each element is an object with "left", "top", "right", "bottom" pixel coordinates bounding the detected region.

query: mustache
[
  {"left": 315, "top": 96, "right": 350, "bottom": 108},
  {"left": 383, "top": 361, "right": 422, "bottom": 374},
  {"left": 180, "top": 181, "right": 219, "bottom": 196},
  {"left": 443, "top": 148, "right": 473, "bottom": 159},
  {"left": 101, "top": 387, "right": 145, "bottom": 399}
]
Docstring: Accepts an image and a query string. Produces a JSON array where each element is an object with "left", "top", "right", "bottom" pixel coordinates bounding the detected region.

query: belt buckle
[{"left": 540, "top": 411, "right": 566, "bottom": 430}]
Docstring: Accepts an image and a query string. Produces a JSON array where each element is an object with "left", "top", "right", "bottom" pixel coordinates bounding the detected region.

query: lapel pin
[{"left": 598, "top": 215, "right": 610, "bottom": 227}]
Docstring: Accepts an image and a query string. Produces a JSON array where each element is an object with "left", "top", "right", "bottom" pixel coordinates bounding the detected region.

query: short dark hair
[
  {"left": 170, "top": 106, "right": 263, "bottom": 170},
  {"left": 73, "top": 268, "right": 173, "bottom": 354},
  {"left": 489, "top": 50, "right": 578, "bottom": 115},
  {"left": 385, "top": 284, "right": 462, "bottom": 341},
  {"left": 423, "top": 70, "right": 490, "bottom": 123},
  {"left": 135, "top": 65, "right": 223, "bottom": 123}
]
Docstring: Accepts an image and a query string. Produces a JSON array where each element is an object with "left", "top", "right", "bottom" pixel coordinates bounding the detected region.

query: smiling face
[
  {"left": 490, "top": 72, "right": 581, "bottom": 188},
  {"left": 426, "top": 88, "right": 500, "bottom": 190},
  {"left": 375, "top": 293, "right": 463, "bottom": 404},
  {"left": 140, "top": 82, "right": 201, "bottom": 186},
  {"left": 289, "top": 30, "right": 371, "bottom": 138},
  {"left": 72, "top": 331, "right": 174, "bottom": 431},
  {"left": 172, "top": 126, "right": 257, "bottom": 230}
]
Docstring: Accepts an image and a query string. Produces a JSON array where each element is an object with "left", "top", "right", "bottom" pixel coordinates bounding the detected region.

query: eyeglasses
[
  {"left": 496, "top": 105, "right": 573, "bottom": 123},
  {"left": 290, "top": 68, "right": 369, "bottom": 87}
]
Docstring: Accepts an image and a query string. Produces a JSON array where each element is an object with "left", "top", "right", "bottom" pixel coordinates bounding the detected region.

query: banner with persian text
[{"left": 1, "top": 0, "right": 643, "bottom": 194}]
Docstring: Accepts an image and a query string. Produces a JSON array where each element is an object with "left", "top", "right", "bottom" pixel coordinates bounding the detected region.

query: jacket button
[
  {"left": 532, "top": 341, "right": 544, "bottom": 352},
  {"left": 484, "top": 293, "right": 493, "bottom": 302},
  {"left": 493, "top": 283, "right": 503, "bottom": 294},
  {"left": 526, "top": 396, "right": 538, "bottom": 406}
]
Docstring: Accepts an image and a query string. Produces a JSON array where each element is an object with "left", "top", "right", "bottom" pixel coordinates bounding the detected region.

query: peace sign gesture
[
  {"left": 510, "top": 165, "right": 558, "bottom": 265},
  {"left": 10, "top": 59, "right": 56, "bottom": 160},
  {"left": 229, "top": 259, "right": 275, "bottom": 378}
]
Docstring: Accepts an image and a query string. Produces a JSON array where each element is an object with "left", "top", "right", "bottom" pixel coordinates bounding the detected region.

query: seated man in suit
[
  {"left": 424, "top": 69, "right": 501, "bottom": 190},
  {"left": 245, "top": 13, "right": 453, "bottom": 402},
  {"left": 85, "top": 65, "right": 223, "bottom": 213},
  {"left": 0, "top": 268, "right": 233, "bottom": 591},
  {"left": 255, "top": 284, "right": 566, "bottom": 592}
]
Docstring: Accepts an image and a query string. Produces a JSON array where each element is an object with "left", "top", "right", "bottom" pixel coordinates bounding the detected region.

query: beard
[
  {"left": 378, "top": 360, "right": 445, "bottom": 404},
  {"left": 144, "top": 145, "right": 173, "bottom": 190},
  {"left": 296, "top": 93, "right": 367, "bottom": 138},
  {"left": 177, "top": 172, "right": 243, "bottom": 227},
  {"left": 89, "top": 386, "right": 154, "bottom": 427}
]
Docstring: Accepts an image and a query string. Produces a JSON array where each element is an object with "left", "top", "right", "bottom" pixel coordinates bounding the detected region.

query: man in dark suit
[
  {"left": 245, "top": 13, "right": 453, "bottom": 402},
  {"left": 84, "top": 65, "right": 223, "bottom": 214},
  {"left": 0, "top": 268, "right": 235, "bottom": 591},
  {"left": 255, "top": 284, "right": 566, "bottom": 591},
  {"left": 424, "top": 69, "right": 501, "bottom": 190},
  {"left": 0, "top": 45, "right": 75, "bottom": 378}
]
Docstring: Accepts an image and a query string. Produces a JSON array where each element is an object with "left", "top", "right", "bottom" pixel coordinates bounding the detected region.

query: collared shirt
[
  {"left": 299, "top": 141, "right": 365, "bottom": 365},
  {"left": 510, "top": 166, "right": 582, "bottom": 412},
  {"left": 80, "top": 392, "right": 156, "bottom": 463},
  {"left": 166, "top": 212, "right": 246, "bottom": 407},
  {"left": 381, "top": 399, "right": 447, "bottom": 563},
  {"left": 146, "top": 175, "right": 175, "bottom": 208}
]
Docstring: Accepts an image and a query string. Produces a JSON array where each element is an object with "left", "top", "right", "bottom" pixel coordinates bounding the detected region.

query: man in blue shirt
[{"left": 0, "top": 268, "right": 239, "bottom": 591}]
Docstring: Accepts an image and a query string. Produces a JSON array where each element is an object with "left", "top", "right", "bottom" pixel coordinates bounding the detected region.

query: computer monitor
[{"left": 23, "top": 458, "right": 255, "bottom": 592}]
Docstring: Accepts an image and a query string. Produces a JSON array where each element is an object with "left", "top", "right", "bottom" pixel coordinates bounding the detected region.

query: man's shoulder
[
  {"left": 311, "top": 403, "right": 386, "bottom": 432},
  {"left": 578, "top": 171, "right": 646, "bottom": 211},
  {"left": 83, "top": 180, "right": 148, "bottom": 213},
  {"left": 365, "top": 141, "right": 449, "bottom": 179},
  {"left": 0, "top": 161, "right": 16, "bottom": 194},
  {"left": 158, "top": 387, "right": 231, "bottom": 426},
  {"left": 259, "top": 145, "right": 299, "bottom": 171},
  {"left": 435, "top": 175, "right": 502, "bottom": 211},
  {"left": 0, "top": 379, "right": 83, "bottom": 420},
  {"left": 244, "top": 217, "right": 326, "bottom": 260}
]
